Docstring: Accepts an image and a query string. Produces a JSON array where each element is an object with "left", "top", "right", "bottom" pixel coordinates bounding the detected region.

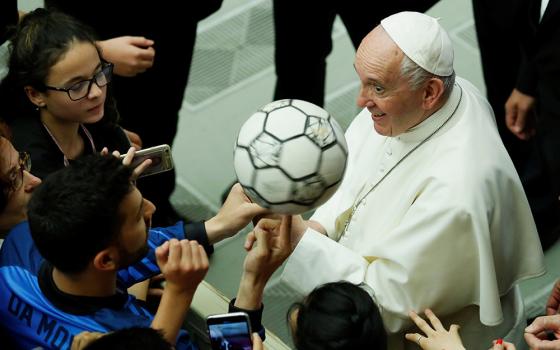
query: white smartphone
[
  {"left": 206, "top": 312, "right": 253, "bottom": 350},
  {"left": 120, "top": 144, "right": 174, "bottom": 178}
]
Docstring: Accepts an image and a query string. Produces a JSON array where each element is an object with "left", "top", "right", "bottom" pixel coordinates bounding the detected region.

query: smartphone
[
  {"left": 120, "top": 144, "right": 174, "bottom": 178},
  {"left": 207, "top": 312, "right": 253, "bottom": 350}
]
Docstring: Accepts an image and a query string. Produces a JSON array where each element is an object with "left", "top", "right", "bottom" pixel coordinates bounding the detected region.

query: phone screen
[{"left": 207, "top": 315, "right": 252, "bottom": 350}]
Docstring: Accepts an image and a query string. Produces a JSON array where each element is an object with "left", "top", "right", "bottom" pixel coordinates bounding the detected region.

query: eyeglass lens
[{"left": 68, "top": 65, "right": 112, "bottom": 100}]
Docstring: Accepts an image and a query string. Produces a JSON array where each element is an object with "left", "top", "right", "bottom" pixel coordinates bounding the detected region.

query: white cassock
[{"left": 280, "top": 77, "right": 546, "bottom": 349}]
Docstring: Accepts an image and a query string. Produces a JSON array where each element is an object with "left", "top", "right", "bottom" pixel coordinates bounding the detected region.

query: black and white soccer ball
[{"left": 233, "top": 99, "right": 348, "bottom": 214}]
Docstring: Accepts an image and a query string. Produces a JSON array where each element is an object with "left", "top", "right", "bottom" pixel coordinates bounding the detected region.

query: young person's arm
[
  {"left": 232, "top": 216, "right": 292, "bottom": 340},
  {"left": 151, "top": 238, "right": 208, "bottom": 346}
]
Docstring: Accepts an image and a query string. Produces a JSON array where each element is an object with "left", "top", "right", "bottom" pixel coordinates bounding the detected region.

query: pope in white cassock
[{"left": 270, "top": 11, "right": 546, "bottom": 349}]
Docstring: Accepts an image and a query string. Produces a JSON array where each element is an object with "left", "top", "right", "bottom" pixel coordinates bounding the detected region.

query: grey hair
[{"left": 400, "top": 54, "right": 455, "bottom": 100}]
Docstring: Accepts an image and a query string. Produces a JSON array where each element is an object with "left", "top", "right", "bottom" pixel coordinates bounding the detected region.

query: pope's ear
[
  {"left": 24, "top": 86, "right": 47, "bottom": 108},
  {"left": 422, "top": 77, "right": 445, "bottom": 110}
]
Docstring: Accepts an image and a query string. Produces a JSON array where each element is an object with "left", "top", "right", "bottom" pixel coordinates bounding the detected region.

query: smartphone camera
[{"left": 207, "top": 312, "right": 253, "bottom": 350}]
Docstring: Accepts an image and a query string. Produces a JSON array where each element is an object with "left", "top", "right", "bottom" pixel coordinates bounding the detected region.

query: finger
[
  {"left": 513, "top": 109, "right": 527, "bottom": 133},
  {"left": 137, "top": 47, "right": 156, "bottom": 62},
  {"left": 252, "top": 333, "right": 264, "bottom": 349},
  {"left": 424, "top": 309, "right": 445, "bottom": 331},
  {"left": 189, "top": 241, "right": 205, "bottom": 271},
  {"left": 504, "top": 103, "right": 516, "bottom": 129},
  {"left": 524, "top": 332, "right": 560, "bottom": 350},
  {"left": 132, "top": 158, "right": 152, "bottom": 179},
  {"left": 188, "top": 240, "right": 201, "bottom": 263},
  {"left": 111, "top": 150, "right": 121, "bottom": 158},
  {"left": 258, "top": 218, "right": 281, "bottom": 232},
  {"left": 133, "top": 59, "right": 154, "bottom": 71},
  {"left": 278, "top": 215, "right": 292, "bottom": 249},
  {"left": 167, "top": 239, "right": 181, "bottom": 266},
  {"left": 491, "top": 343, "right": 504, "bottom": 350},
  {"left": 405, "top": 333, "right": 425, "bottom": 348},
  {"left": 121, "top": 147, "right": 136, "bottom": 166},
  {"left": 128, "top": 36, "right": 154, "bottom": 47},
  {"left": 254, "top": 226, "right": 270, "bottom": 253},
  {"left": 152, "top": 273, "right": 165, "bottom": 281},
  {"left": 155, "top": 241, "right": 170, "bottom": 265},
  {"left": 100, "top": 147, "right": 109, "bottom": 156},
  {"left": 180, "top": 240, "right": 193, "bottom": 266},
  {"left": 147, "top": 287, "right": 164, "bottom": 297},
  {"left": 198, "top": 244, "right": 209, "bottom": 269},
  {"left": 408, "top": 310, "right": 435, "bottom": 336},
  {"left": 526, "top": 315, "right": 560, "bottom": 334},
  {"left": 534, "top": 331, "right": 549, "bottom": 340},
  {"left": 244, "top": 230, "right": 257, "bottom": 251}
]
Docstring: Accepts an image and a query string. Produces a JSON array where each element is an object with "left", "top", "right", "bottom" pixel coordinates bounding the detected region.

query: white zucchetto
[{"left": 381, "top": 11, "right": 454, "bottom": 76}]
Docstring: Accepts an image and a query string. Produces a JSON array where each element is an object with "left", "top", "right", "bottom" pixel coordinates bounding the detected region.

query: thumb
[
  {"left": 244, "top": 230, "right": 257, "bottom": 251},
  {"left": 128, "top": 36, "right": 154, "bottom": 47}
]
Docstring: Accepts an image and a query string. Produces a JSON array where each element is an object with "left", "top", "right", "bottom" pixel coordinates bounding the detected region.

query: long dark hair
[
  {"left": 289, "top": 281, "right": 387, "bottom": 350},
  {"left": 0, "top": 8, "right": 120, "bottom": 126}
]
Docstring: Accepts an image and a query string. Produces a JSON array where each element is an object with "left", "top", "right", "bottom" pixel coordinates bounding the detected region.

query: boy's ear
[{"left": 92, "top": 247, "right": 119, "bottom": 272}]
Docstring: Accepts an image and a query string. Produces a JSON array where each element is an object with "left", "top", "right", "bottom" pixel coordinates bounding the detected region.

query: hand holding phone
[
  {"left": 207, "top": 312, "right": 253, "bottom": 350},
  {"left": 119, "top": 144, "right": 174, "bottom": 179}
]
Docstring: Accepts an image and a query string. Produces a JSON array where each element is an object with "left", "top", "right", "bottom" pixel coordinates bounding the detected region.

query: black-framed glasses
[
  {"left": 13, "top": 152, "right": 31, "bottom": 190},
  {"left": 43, "top": 62, "right": 113, "bottom": 101}
]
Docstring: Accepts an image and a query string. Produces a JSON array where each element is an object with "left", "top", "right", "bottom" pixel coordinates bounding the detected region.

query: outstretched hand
[
  {"left": 405, "top": 309, "right": 465, "bottom": 350},
  {"left": 205, "top": 183, "right": 269, "bottom": 244}
]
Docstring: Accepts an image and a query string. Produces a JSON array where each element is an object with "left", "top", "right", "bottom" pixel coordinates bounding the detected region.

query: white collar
[{"left": 395, "top": 82, "right": 462, "bottom": 144}]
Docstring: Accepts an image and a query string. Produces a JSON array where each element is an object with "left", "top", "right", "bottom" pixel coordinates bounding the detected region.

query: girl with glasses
[{"left": 0, "top": 8, "right": 131, "bottom": 180}]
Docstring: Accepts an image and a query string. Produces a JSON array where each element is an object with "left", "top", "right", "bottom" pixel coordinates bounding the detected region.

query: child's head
[
  {"left": 288, "top": 281, "right": 387, "bottom": 350},
  {"left": 2, "top": 9, "right": 112, "bottom": 124}
]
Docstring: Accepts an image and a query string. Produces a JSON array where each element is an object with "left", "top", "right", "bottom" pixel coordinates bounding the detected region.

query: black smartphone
[
  {"left": 207, "top": 312, "right": 253, "bottom": 350},
  {"left": 120, "top": 144, "right": 174, "bottom": 178}
]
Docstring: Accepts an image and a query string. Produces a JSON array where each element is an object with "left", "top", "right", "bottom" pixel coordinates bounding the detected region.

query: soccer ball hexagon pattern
[{"left": 233, "top": 99, "right": 348, "bottom": 214}]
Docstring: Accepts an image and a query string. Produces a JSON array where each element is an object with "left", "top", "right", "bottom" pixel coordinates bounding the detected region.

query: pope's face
[{"left": 354, "top": 26, "right": 427, "bottom": 137}]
